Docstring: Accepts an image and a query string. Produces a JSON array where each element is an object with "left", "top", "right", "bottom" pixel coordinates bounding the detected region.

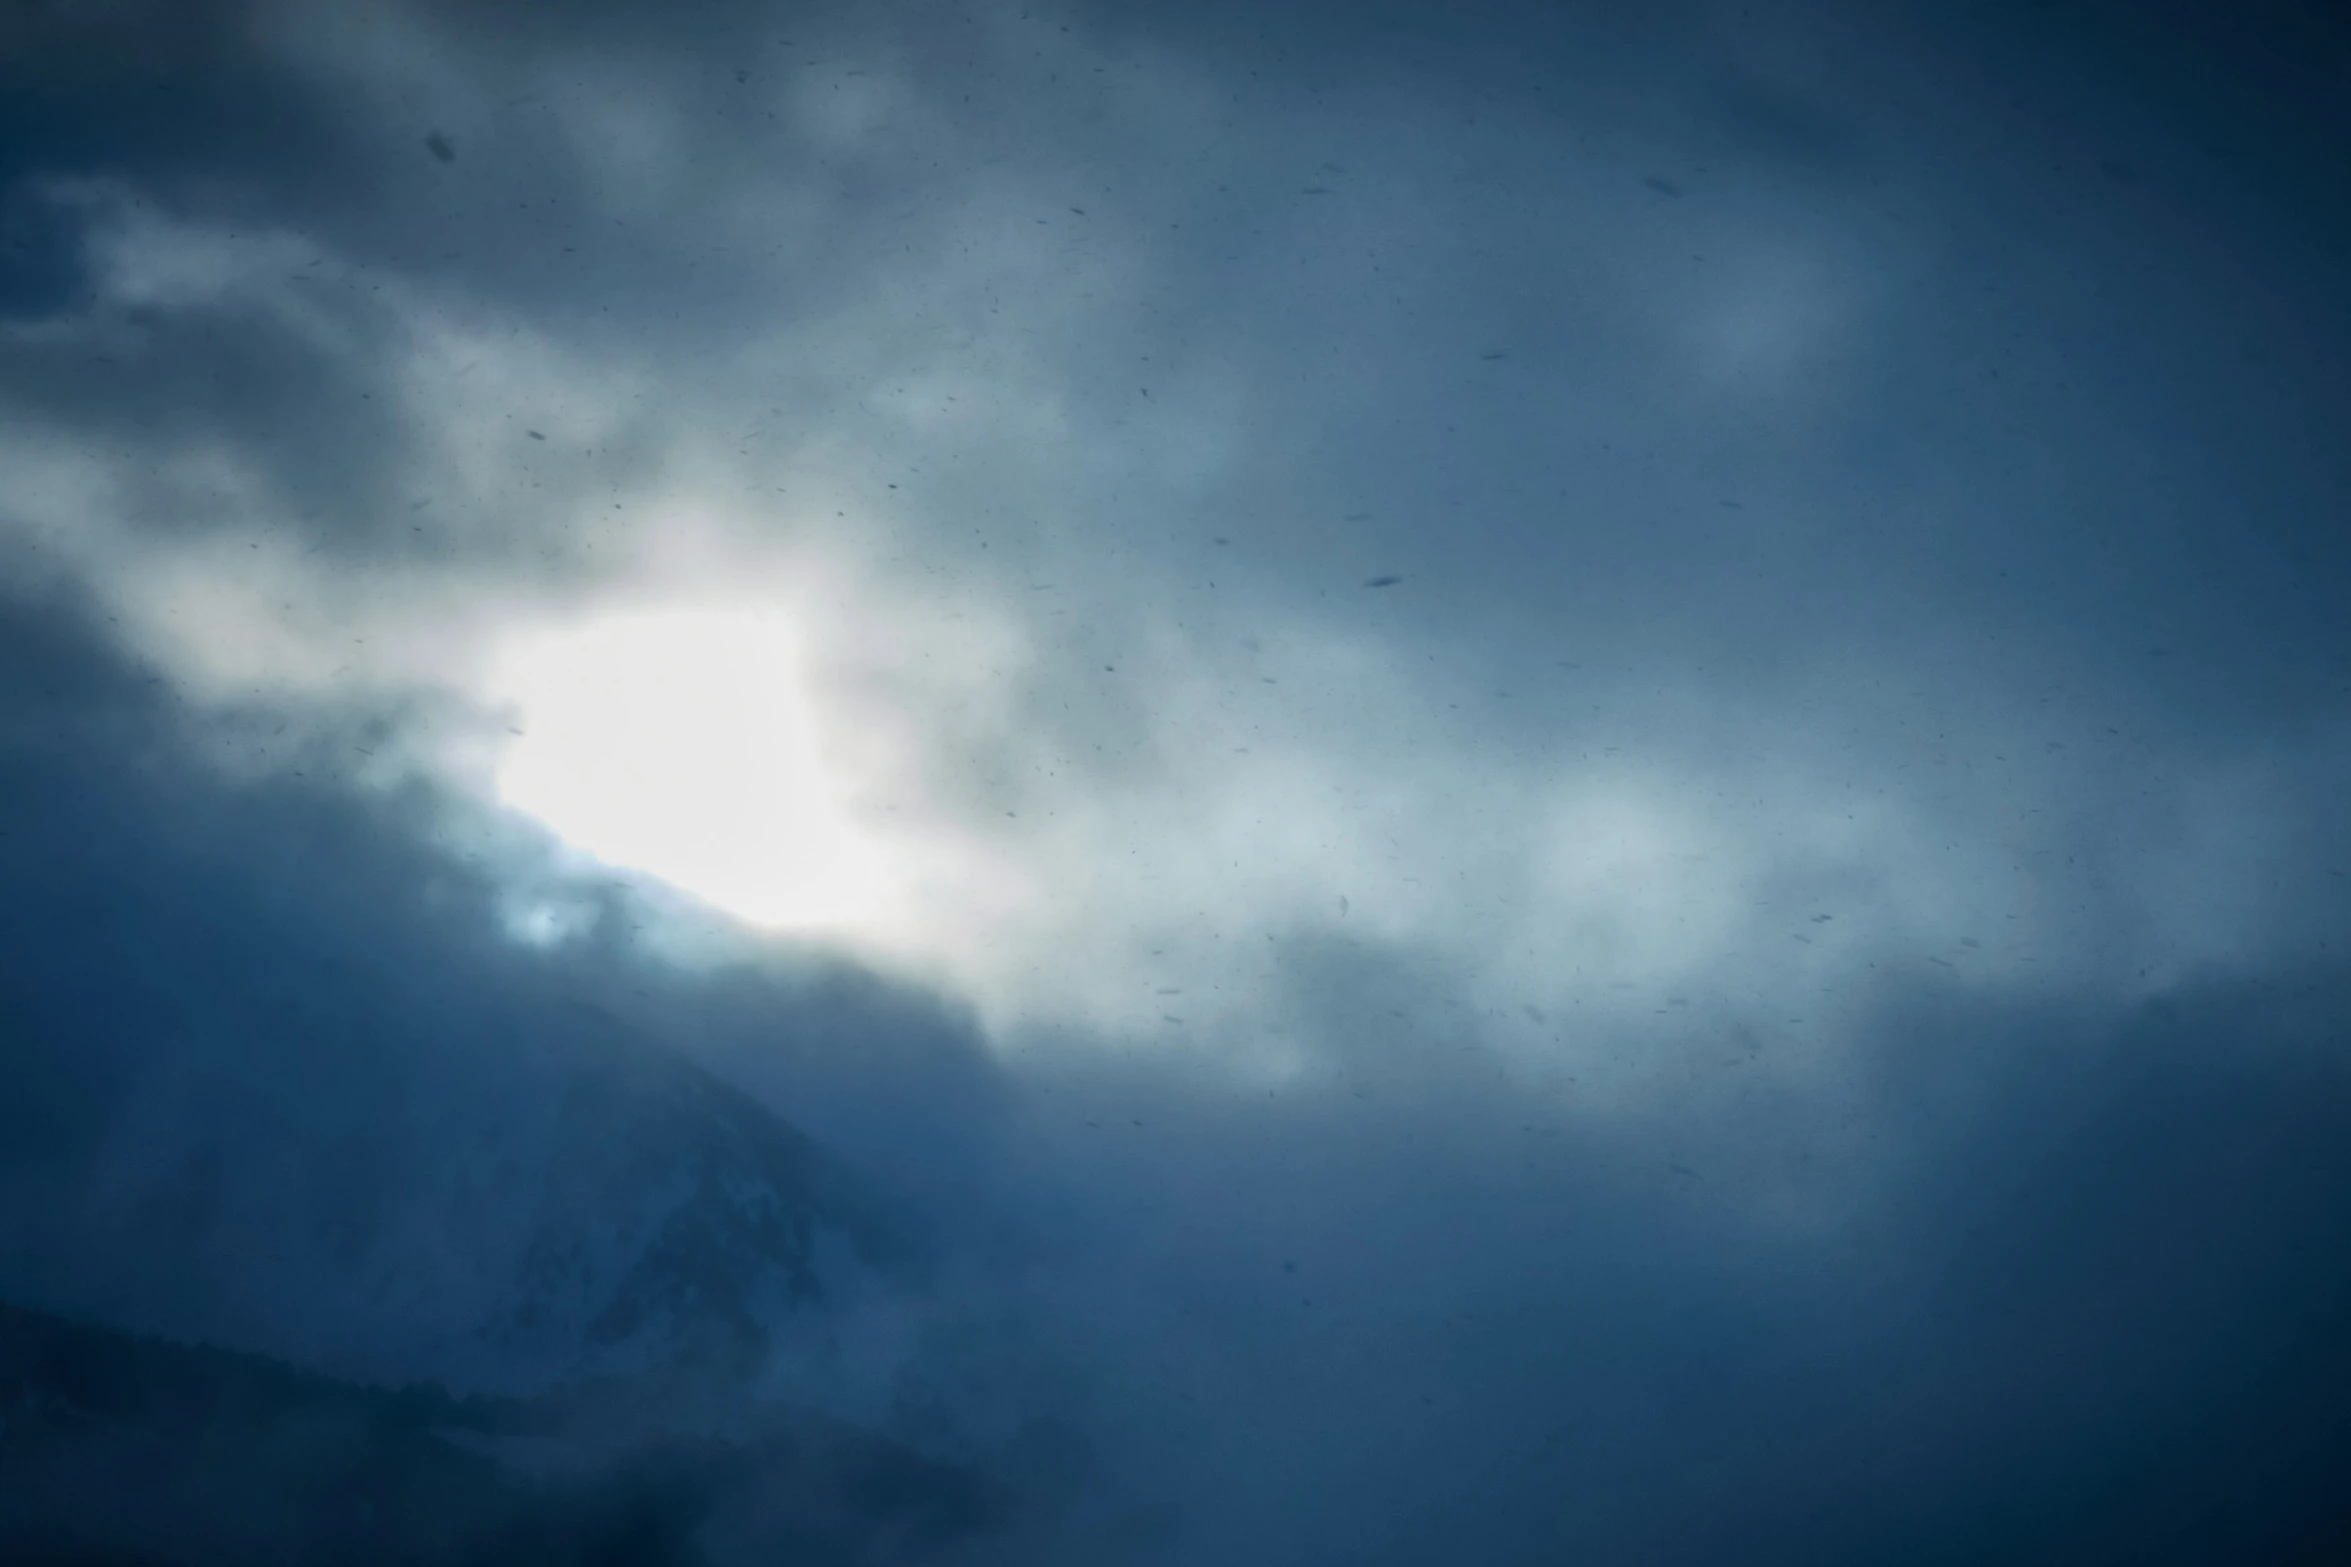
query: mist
[{"left": 3, "top": 0, "right": 2348, "bottom": 1561}]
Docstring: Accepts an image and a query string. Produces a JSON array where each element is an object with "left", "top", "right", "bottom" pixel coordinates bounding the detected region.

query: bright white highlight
[{"left": 488, "top": 607, "right": 904, "bottom": 935}]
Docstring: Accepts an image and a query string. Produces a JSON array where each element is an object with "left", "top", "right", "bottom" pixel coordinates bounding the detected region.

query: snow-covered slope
[
  {"left": 475, "top": 1001, "right": 919, "bottom": 1394},
  {"left": 7, "top": 988, "right": 923, "bottom": 1404}
]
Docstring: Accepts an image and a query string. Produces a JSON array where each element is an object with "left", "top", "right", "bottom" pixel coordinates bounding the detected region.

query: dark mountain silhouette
[{"left": 0, "top": 1296, "right": 1007, "bottom": 1566}]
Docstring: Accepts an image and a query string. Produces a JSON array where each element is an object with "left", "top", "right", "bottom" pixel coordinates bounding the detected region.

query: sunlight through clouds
[
  {"left": 1, "top": 0, "right": 2338, "bottom": 1103},
  {"left": 488, "top": 606, "right": 908, "bottom": 934}
]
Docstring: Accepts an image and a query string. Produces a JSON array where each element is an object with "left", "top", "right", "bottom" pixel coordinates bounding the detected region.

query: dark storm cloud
[
  {"left": 12, "top": 0, "right": 2338, "bottom": 716},
  {"left": 3, "top": 0, "right": 2350, "bottom": 1562}
]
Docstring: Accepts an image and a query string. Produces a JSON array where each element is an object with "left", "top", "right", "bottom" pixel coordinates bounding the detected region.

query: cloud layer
[{"left": 3, "top": 0, "right": 2349, "bottom": 1560}]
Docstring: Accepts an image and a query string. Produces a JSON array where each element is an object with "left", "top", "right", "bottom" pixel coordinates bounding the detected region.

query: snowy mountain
[
  {"left": 5, "top": 983, "right": 921, "bottom": 1399},
  {"left": 474, "top": 1000, "right": 921, "bottom": 1395}
]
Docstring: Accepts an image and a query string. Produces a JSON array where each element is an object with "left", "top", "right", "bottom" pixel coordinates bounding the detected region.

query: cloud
[
  {"left": 2, "top": 0, "right": 2349, "bottom": 1560},
  {"left": 9, "top": 0, "right": 2342, "bottom": 1055}
]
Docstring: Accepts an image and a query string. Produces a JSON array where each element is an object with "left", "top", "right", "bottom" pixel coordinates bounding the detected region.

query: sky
[{"left": 2, "top": 0, "right": 2349, "bottom": 1561}]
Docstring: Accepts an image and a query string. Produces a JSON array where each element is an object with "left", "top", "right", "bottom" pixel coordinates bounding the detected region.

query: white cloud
[{"left": 3, "top": 0, "right": 2339, "bottom": 1124}]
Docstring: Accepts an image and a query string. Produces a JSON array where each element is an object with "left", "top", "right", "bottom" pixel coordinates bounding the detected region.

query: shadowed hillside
[{"left": 0, "top": 1298, "right": 1007, "bottom": 1566}]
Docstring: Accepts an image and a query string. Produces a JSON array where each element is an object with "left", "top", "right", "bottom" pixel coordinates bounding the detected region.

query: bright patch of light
[{"left": 487, "top": 606, "right": 904, "bottom": 935}]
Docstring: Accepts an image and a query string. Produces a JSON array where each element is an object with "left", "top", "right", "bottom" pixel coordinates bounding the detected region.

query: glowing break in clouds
[{"left": 487, "top": 606, "right": 907, "bottom": 935}]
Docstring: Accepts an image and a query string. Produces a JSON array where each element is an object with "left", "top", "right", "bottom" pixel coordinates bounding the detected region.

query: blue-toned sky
[{"left": 3, "top": 0, "right": 2349, "bottom": 1561}]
